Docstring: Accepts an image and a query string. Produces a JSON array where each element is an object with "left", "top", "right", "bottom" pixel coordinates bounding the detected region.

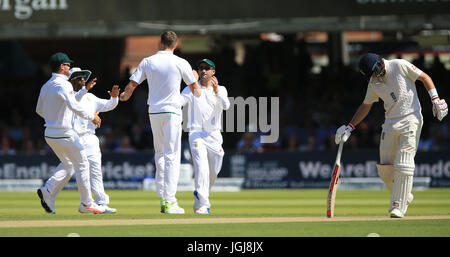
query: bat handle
[{"left": 335, "top": 142, "right": 344, "bottom": 164}]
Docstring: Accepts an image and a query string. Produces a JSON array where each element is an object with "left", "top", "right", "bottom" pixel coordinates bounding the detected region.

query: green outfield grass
[{"left": 0, "top": 188, "right": 450, "bottom": 237}]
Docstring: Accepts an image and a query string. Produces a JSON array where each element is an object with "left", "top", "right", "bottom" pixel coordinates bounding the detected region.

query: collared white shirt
[
  {"left": 180, "top": 83, "right": 230, "bottom": 132},
  {"left": 363, "top": 59, "right": 423, "bottom": 123},
  {"left": 72, "top": 89, "right": 119, "bottom": 136},
  {"left": 36, "top": 73, "right": 94, "bottom": 131},
  {"left": 129, "top": 50, "right": 197, "bottom": 114}
]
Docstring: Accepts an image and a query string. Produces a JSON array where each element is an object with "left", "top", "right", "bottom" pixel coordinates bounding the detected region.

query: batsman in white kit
[
  {"left": 180, "top": 59, "right": 230, "bottom": 214},
  {"left": 39, "top": 67, "right": 120, "bottom": 214},
  {"left": 335, "top": 53, "right": 448, "bottom": 218},
  {"left": 120, "top": 31, "right": 201, "bottom": 214},
  {"left": 36, "top": 53, "right": 106, "bottom": 214}
]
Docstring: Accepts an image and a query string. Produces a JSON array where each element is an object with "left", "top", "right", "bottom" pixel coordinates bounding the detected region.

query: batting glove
[
  {"left": 432, "top": 97, "right": 448, "bottom": 121},
  {"left": 335, "top": 123, "right": 355, "bottom": 145}
]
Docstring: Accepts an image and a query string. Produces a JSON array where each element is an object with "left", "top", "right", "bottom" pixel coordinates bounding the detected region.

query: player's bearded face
[{"left": 198, "top": 65, "right": 215, "bottom": 80}]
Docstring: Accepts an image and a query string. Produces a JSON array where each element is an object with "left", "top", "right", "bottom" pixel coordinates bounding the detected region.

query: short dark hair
[
  {"left": 161, "top": 31, "right": 178, "bottom": 49},
  {"left": 51, "top": 64, "right": 61, "bottom": 73}
]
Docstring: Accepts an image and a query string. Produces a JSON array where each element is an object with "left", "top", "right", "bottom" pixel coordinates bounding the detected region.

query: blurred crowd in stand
[{"left": 1, "top": 39, "right": 449, "bottom": 155}]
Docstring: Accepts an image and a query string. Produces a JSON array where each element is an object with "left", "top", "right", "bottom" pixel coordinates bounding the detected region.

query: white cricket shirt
[
  {"left": 72, "top": 90, "right": 119, "bottom": 136},
  {"left": 36, "top": 73, "right": 94, "bottom": 132},
  {"left": 181, "top": 84, "right": 230, "bottom": 132},
  {"left": 129, "top": 51, "right": 197, "bottom": 114},
  {"left": 363, "top": 59, "right": 423, "bottom": 124}
]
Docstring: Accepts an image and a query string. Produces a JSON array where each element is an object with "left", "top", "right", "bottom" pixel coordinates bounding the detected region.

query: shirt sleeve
[
  {"left": 74, "top": 86, "right": 88, "bottom": 101},
  {"left": 36, "top": 88, "right": 45, "bottom": 118},
  {"left": 129, "top": 59, "right": 147, "bottom": 84},
  {"left": 57, "top": 83, "right": 94, "bottom": 120},
  {"left": 216, "top": 86, "right": 230, "bottom": 110},
  {"left": 398, "top": 59, "right": 422, "bottom": 82},
  {"left": 180, "top": 86, "right": 191, "bottom": 107},
  {"left": 180, "top": 59, "right": 197, "bottom": 86},
  {"left": 363, "top": 85, "right": 379, "bottom": 104},
  {"left": 94, "top": 95, "right": 119, "bottom": 113}
]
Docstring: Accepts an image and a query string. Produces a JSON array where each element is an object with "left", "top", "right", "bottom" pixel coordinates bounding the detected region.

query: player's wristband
[
  {"left": 428, "top": 88, "right": 439, "bottom": 101},
  {"left": 347, "top": 123, "right": 355, "bottom": 131}
]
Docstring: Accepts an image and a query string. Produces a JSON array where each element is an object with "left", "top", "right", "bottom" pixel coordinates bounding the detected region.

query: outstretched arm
[
  {"left": 96, "top": 85, "right": 120, "bottom": 112},
  {"left": 119, "top": 80, "right": 139, "bottom": 101},
  {"left": 349, "top": 103, "right": 372, "bottom": 127}
]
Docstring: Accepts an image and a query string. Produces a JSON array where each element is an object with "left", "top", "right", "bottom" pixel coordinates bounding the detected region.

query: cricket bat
[{"left": 327, "top": 141, "right": 344, "bottom": 218}]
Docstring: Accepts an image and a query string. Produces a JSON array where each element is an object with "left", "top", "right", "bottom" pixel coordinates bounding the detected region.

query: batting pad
[
  {"left": 391, "top": 167, "right": 414, "bottom": 214},
  {"left": 377, "top": 164, "right": 394, "bottom": 192}
]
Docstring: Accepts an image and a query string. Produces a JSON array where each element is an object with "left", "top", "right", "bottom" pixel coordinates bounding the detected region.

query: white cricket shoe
[
  {"left": 195, "top": 206, "right": 210, "bottom": 215},
  {"left": 78, "top": 203, "right": 106, "bottom": 214},
  {"left": 99, "top": 205, "right": 117, "bottom": 214},
  {"left": 390, "top": 208, "right": 404, "bottom": 218},
  {"left": 389, "top": 193, "right": 414, "bottom": 212},
  {"left": 37, "top": 187, "right": 55, "bottom": 214},
  {"left": 165, "top": 202, "right": 185, "bottom": 214}
]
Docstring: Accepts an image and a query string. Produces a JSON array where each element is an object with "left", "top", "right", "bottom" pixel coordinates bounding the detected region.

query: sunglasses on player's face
[
  {"left": 71, "top": 76, "right": 85, "bottom": 81},
  {"left": 372, "top": 60, "right": 385, "bottom": 77},
  {"left": 198, "top": 65, "right": 213, "bottom": 71}
]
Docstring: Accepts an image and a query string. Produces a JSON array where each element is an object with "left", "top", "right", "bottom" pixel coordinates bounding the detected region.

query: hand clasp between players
[
  {"left": 432, "top": 97, "right": 448, "bottom": 121},
  {"left": 334, "top": 123, "right": 355, "bottom": 145}
]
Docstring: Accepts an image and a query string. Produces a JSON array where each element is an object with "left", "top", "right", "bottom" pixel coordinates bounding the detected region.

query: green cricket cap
[
  {"left": 196, "top": 59, "right": 215, "bottom": 69},
  {"left": 49, "top": 52, "right": 73, "bottom": 67}
]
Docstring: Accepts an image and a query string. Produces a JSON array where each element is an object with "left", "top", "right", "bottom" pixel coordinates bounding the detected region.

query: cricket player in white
[
  {"left": 40, "top": 67, "right": 120, "bottom": 214},
  {"left": 180, "top": 59, "right": 230, "bottom": 214},
  {"left": 36, "top": 53, "right": 106, "bottom": 214},
  {"left": 335, "top": 53, "right": 448, "bottom": 218},
  {"left": 120, "top": 31, "right": 201, "bottom": 214}
]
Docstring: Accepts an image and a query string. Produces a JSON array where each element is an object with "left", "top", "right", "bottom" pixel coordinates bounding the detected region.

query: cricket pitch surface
[{"left": 1, "top": 215, "right": 450, "bottom": 228}]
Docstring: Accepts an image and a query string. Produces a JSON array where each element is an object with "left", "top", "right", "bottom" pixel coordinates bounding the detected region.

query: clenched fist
[
  {"left": 432, "top": 97, "right": 448, "bottom": 121},
  {"left": 335, "top": 123, "right": 355, "bottom": 145}
]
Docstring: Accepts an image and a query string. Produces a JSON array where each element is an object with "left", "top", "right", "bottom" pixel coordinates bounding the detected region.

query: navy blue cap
[{"left": 359, "top": 53, "right": 382, "bottom": 80}]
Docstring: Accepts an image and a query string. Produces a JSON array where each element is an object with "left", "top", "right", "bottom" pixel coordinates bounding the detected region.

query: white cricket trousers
[
  {"left": 379, "top": 118, "right": 422, "bottom": 168},
  {"left": 189, "top": 130, "right": 225, "bottom": 208},
  {"left": 379, "top": 118, "right": 422, "bottom": 213},
  {"left": 150, "top": 113, "right": 182, "bottom": 205},
  {"left": 43, "top": 128, "right": 94, "bottom": 206},
  {"left": 43, "top": 134, "right": 110, "bottom": 205}
]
